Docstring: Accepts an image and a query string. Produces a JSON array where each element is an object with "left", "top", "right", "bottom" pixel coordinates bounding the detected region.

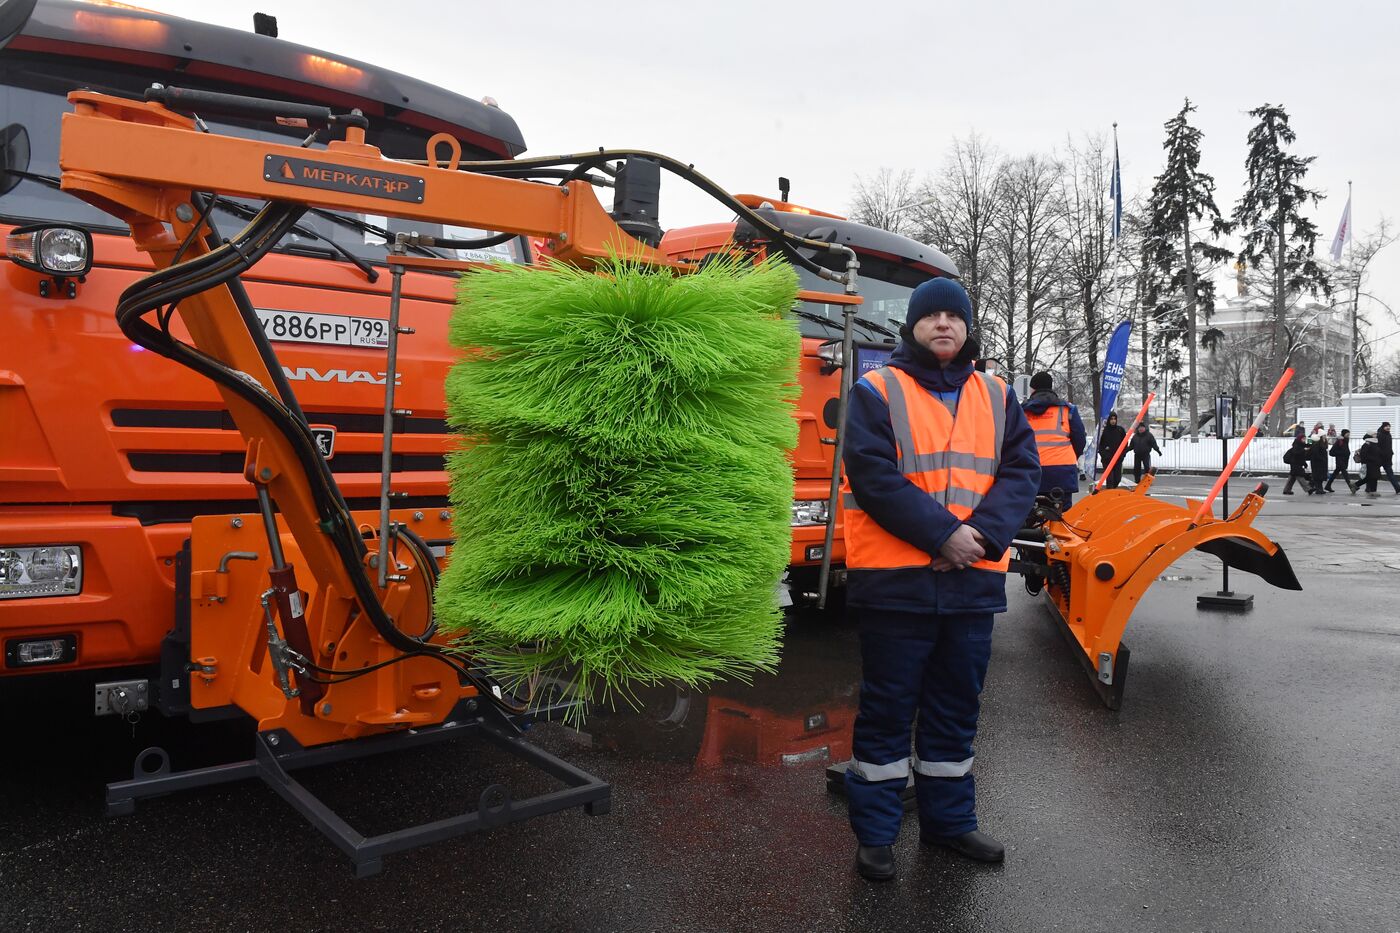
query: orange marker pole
[
  {"left": 1192, "top": 368, "right": 1295, "bottom": 523},
  {"left": 1095, "top": 393, "right": 1156, "bottom": 492}
]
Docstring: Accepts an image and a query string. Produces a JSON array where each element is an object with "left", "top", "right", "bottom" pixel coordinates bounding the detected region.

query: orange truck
[
  {"left": 2, "top": 1, "right": 531, "bottom": 687},
  {"left": 0, "top": 1, "right": 955, "bottom": 698},
  {"left": 663, "top": 200, "right": 958, "bottom": 604}
]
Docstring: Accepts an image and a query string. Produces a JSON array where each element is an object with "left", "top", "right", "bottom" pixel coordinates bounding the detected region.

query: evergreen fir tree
[
  {"left": 1141, "top": 99, "right": 1233, "bottom": 438},
  {"left": 1231, "top": 103, "right": 1330, "bottom": 421}
]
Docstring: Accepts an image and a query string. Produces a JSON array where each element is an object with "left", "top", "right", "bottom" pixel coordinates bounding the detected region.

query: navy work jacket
[{"left": 842, "top": 341, "right": 1040, "bottom": 615}]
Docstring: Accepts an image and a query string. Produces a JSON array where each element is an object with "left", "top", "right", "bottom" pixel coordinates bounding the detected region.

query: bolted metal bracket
[{"left": 95, "top": 680, "right": 150, "bottom": 717}]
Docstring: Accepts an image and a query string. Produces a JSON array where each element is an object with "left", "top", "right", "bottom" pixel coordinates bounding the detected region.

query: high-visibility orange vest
[
  {"left": 1026, "top": 405, "right": 1077, "bottom": 466},
  {"left": 840, "top": 367, "right": 1009, "bottom": 573}
]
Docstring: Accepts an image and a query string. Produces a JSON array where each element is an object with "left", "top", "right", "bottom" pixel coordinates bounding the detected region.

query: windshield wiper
[
  {"left": 217, "top": 200, "right": 379, "bottom": 283},
  {"left": 790, "top": 307, "right": 896, "bottom": 342},
  {"left": 303, "top": 208, "right": 447, "bottom": 259},
  {"left": 853, "top": 316, "right": 898, "bottom": 339},
  {"left": 789, "top": 308, "right": 843, "bottom": 334}
]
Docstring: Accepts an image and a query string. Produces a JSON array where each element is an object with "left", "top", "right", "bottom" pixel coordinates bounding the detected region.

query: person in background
[
  {"left": 1282, "top": 430, "right": 1312, "bottom": 495},
  {"left": 1097, "top": 412, "right": 1127, "bottom": 489},
  {"left": 1327, "top": 429, "right": 1357, "bottom": 494},
  {"left": 1376, "top": 422, "right": 1400, "bottom": 494},
  {"left": 1128, "top": 423, "right": 1161, "bottom": 483},
  {"left": 1308, "top": 431, "right": 1330, "bottom": 495},
  {"left": 1356, "top": 433, "right": 1381, "bottom": 494},
  {"left": 1327, "top": 423, "right": 1338, "bottom": 439},
  {"left": 1022, "top": 371, "right": 1087, "bottom": 508}
]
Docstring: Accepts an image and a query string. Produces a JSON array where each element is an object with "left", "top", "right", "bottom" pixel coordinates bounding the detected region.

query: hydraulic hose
[
  {"left": 411, "top": 148, "right": 859, "bottom": 290},
  {"left": 113, "top": 201, "right": 527, "bottom": 713}
]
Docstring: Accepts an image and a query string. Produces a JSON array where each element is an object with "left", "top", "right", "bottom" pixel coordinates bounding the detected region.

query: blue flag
[
  {"left": 1098, "top": 319, "right": 1133, "bottom": 421},
  {"left": 1108, "top": 130, "right": 1123, "bottom": 241},
  {"left": 1088, "top": 319, "right": 1133, "bottom": 482}
]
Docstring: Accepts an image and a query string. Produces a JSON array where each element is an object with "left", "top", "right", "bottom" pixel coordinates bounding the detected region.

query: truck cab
[
  {"left": 1, "top": 0, "right": 526, "bottom": 678},
  {"left": 662, "top": 197, "right": 959, "bottom": 602}
]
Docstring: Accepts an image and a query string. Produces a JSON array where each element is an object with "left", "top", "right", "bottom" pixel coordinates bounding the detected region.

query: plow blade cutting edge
[{"left": 1026, "top": 473, "right": 1301, "bottom": 708}]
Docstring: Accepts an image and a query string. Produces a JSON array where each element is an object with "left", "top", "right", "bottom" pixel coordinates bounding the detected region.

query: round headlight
[
  {"left": 0, "top": 550, "right": 23, "bottom": 585},
  {"left": 39, "top": 227, "right": 89, "bottom": 274},
  {"left": 24, "top": 547, "right": 74, "bottom": 583}
]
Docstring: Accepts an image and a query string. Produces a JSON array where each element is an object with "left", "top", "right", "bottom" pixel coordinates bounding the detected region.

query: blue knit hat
[{"left": 906, "top": 278, "right": 973, "bottom": 331}]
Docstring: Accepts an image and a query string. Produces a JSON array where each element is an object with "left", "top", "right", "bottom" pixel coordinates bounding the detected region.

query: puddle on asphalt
[{"left": 571, "top": 613, "right": 861, "bottom": 770}]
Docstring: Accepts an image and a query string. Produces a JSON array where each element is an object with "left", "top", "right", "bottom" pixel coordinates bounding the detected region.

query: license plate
[{"left": 256, "top": 308, "right": 389, "bottom": 348}]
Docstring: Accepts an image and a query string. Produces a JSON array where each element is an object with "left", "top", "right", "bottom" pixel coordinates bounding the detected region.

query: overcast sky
[{"left": 150, "top": 0, "right": 1400, "bottom": 359}]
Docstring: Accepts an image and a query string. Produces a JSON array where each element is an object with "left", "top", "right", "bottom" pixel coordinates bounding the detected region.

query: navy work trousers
[{"left": 845, "top": 609, "right": 995, "bottom": 846}]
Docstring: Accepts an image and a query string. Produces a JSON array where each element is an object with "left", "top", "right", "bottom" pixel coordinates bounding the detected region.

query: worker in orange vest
[
  {"left": 1022, "top": 371, "right": 1087, "bottom": 509},
  {"left": 840, "top": 278, "right": 1040, "bottom": 880}
]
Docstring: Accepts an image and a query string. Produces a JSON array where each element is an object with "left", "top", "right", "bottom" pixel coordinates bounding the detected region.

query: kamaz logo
[{"left": 282, "top": 366, "right": 401, "bottom": 386}]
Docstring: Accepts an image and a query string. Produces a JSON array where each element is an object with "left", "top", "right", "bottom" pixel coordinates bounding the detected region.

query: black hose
[
  {"left": 115, "top": 203, "right": 434, "bottom": 658},
  {"left": 412, "top": 149, "right": 854, "bottom": 282},
  {"left": 116, "top": 227, "right": 529, "bottom": 712},
  {"left": 430, "top": 231, "right": 518, "bottom": 251}
]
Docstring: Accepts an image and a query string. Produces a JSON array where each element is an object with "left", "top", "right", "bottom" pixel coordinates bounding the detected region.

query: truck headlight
[
  {"left": 5, "top": 224, "right": 93, "bottom": 277},
  {"left": 0, "top": 545, "right": 83, "bottom": 599},
  {"left": 791, "top": 499, "right": 830, "bottom": 527},
  {"left": 816, "top": 339, "right": 844, "bottom": 368}
]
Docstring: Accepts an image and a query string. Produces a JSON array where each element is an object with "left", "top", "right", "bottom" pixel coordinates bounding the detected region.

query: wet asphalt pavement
[{"left": 2, "top": 490, "right": 1398, "bottom": 932}]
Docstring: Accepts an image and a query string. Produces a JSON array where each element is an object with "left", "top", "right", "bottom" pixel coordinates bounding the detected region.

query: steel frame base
[
  {"left": 1197, "top": 590, "right": 1254, "bottom": 609},
  {"left": 106, "top": 701, "right": 610, "bottom": 877}
]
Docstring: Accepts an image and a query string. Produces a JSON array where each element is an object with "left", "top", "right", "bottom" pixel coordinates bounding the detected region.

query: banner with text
[{"left": 1098, "top": 319, "right": 1133, "bottom": 421}]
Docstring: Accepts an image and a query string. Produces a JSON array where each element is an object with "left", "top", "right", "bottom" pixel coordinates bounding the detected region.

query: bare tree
[
  {"left": 1058, "top": 133, "right": 1131, "bottom": 418},
  {"left": 912, "top": 134, "right": 1004, "bottom": 326},
  {"left": 992, "top": 153, "right": 1066, "bottom": 374},
  {"left": 848, "top": 168, "right": 917, "bottom": 236}
]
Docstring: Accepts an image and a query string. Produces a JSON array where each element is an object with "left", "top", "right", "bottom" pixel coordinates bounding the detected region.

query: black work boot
[
  {"left": 855, "top": 844, "right": 895, "bottom": 881},
  {"left": 923, "top": 829, "right": 1005, "bottom": 863}
]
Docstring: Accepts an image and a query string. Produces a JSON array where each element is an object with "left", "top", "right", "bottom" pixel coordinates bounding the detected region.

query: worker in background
[
  {"left": 1022, "top": 372, "right": 1087, "bottom": 508},
  {"left": 1128, "top": 423, "right": 1161, "bottom": 483},
  {"left": 1097, "top": 411, "right": 1127, "bottom": 489},
  {"left": 839, "top": 278, "right": 1039, "bottom": 881},
  {"left": 1376, "top": 422, "right": 1400, "bottom": 494},
  {"left": 1327, "top": 429, "right": 1356, "bottom": 494}
]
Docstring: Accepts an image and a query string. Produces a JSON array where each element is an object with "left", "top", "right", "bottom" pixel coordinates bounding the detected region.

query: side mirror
[{"left": 1, "top": 122, "right": 31, "bottom": 196}]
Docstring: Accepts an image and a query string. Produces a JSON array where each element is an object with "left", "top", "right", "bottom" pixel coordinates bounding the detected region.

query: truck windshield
[
  {"left": 0, "top": 53, "right": 526, "bottom": 265},
  {"left": 793, "top": 253, "right": 934, "bottom": 344}
]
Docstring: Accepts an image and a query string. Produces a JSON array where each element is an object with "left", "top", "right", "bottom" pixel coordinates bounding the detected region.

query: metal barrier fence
[{"left": 1154, "top": 436, "right": 1292, "bottom": 475}]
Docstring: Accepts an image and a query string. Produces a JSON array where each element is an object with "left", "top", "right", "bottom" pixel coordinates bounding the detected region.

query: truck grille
[{"left": 113, "top": 407, "right": 450, "bottom": 475}]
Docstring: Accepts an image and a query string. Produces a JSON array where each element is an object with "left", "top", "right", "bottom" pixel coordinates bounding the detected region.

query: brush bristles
[{"left": 434, "top": 256, "right": 800, "bottom": 712}]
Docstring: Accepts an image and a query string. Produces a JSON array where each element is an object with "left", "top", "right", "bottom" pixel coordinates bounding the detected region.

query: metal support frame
[{"left": 105, "top": 701, "right": 611, "bottom": 877}]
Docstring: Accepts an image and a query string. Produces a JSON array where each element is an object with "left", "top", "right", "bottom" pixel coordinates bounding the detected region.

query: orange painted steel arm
[
  {"left": 1094, "top": 392, "right": 1155, "bottom": 491},
  {"left": 1192, "top": 368, "right": 1294, "bottom": 523},
  {"left": 60, "top": 91, "right": 673, "bottom": 270}
]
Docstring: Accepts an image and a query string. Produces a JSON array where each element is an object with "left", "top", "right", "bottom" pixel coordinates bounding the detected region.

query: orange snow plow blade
[{"left": 1016, "top": 473, "right": 1301, "bottom": 708}]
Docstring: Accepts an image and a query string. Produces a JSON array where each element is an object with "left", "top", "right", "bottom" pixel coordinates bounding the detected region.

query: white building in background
[{"left": 1201, "top": 295, "right": 1353, "bottom": 409}]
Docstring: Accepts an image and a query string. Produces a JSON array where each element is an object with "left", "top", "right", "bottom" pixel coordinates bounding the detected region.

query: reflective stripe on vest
[
  {"left": 1028, "top": 405, "right": 1077, "bottom": 466},
  {"left": 841, "top": 367, "right": 1009, "bottom": 573}
]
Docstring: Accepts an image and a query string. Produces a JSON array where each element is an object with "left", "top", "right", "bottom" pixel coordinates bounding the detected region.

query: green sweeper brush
[{"left": 434, "top": 255, "right": 802, "bottom": 713}]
